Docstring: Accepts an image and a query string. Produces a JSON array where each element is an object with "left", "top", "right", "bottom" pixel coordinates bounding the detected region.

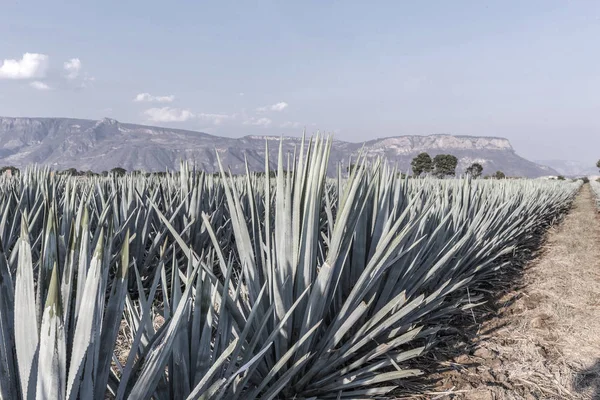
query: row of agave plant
[
  {"left": 0, "top": 136, "right": 581, "bottom": 399},
  {"left": 591, "top": 179, "right": 600, "bottom": 210}
]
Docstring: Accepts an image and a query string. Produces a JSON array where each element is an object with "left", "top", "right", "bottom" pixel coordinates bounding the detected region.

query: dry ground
[{"left": 424, "top": 185, "right": 600, "bottom": 399}]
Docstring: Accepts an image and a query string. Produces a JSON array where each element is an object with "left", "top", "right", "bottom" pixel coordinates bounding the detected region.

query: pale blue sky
[{"left": 1, "top": 1, "right": 600, "bottom": 163}]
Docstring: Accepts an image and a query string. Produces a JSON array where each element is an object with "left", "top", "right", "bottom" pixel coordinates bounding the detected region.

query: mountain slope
[{"left": 0, "top": 117, "right": 557, "bottom": 177}]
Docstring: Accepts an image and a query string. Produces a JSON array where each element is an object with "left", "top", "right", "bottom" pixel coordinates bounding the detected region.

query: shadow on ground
[{"left": 574, "top": 361, "right": 600, "bottom": 399}]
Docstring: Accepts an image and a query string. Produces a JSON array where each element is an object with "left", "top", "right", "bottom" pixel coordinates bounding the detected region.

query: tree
[
  {"left": 411, "top": 153, "right": 433, "bottom": 176},
  {"left": 61, "top": 168, "right": 80, "bottom": 176},
  {"left": 110, "top": 167, "right": 127, "bottom": 176},
  {"left": 465, "top": 163, "right": 483, "bottom": 178},
  {"left": 0, "top": 166, "right": 20, "bottom": 175},
  {"left": 597, "top": 159, "right": 600, "bottom": 173},
  {"left": 557, "top": 175, "right": 565, "bottom": 181},
  {"left": 433, "top": 154, "right": 458, "bottom": 177},
  {"left": 346, "top": 163, "right": 361, "bottom": 174},
  {"left": 494, "top": 171, "right": 506, "bottom": 179}
]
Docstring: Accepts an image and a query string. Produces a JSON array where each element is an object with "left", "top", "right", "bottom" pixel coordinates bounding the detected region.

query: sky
[{"left": 1, "top": 1, "right": 600, "bottom": 164}]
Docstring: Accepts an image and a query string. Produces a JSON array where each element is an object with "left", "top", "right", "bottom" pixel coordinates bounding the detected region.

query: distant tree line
[
  {"left": 56, "top": 167, "right": 130, "bottom": 177},
  {"left": 5, "top": 158, "right": 598, "bottom": 180},
  {"left": 54, "top": 167, "right": 230, "bottom": 178}
]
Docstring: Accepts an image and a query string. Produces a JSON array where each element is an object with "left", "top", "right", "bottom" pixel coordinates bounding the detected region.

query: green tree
[
  {"left": 61, "top": 168, "right": 80, "bottom": 176},
  {"left": 596, "top": 159, "right": 600, "bottom": 173},
  {"left": 433, "top": 154, "right": 458, "bottom": 177},
  {"left": 465, "top": 163, "right": 483, "bottom": 178},
  {"left": 494, "top": 171, "right": 506, "bottom": 179},
  {"left": 410, "top": 153, "right": 433, "bottom": 176},
  {"left": 110, "top": 167, "right": 127, "bottom": 176},
  {"left": 0, "top": 166, "right": 19, "bottom": 175},
  {"left": 557, "top": 175, "right": 565, "bottom": 181}
]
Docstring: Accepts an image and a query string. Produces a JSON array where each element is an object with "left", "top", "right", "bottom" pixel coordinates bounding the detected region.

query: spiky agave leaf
[
  {"left": 36, "top": 262, "right": 67, "bottom": 399},
  {"left": 94, "top": 230, "right": 130, "bottom": 400},
  {"left": 14, "top": 214, "right": 38, "bottom": 400},
  {"left": 66, "top": 229, "right": 104, "bottom": 400},
  {"left": 0, "top": 237, "right": 17, "bottom": 399}
]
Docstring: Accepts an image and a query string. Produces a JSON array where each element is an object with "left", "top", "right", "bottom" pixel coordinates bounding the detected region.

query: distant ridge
[
  {"left": 535, "top": 160, "right": 598, "bottom": 177},
  {"left": 0, "top": 116, "right": 557, "bottom": 177}
]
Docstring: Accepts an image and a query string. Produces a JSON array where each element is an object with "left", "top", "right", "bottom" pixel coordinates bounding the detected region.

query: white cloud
[
  {"left": 271, "top": 102, "right": 288, "bottom": 111},
  {"left": 257, "top": 101, "right": 288, "bottom": 112},
  {"left": 239, "top": 92, "right": 245, "bottom": 96},
  {"left": 63, "top": 58, "right": 82, "bottom": 79},
  {"left": 0, "top": 53, "right": 49, "bottom": 79},
  {"left": 280, "top": 121, "right": 302, "bottom": 129},
  {"left": 134, "top": 92, "right": 175, "bottom": 103},
  {"left": 30, "top": 81, "right": 51, "bottom": 90},
  {"left": 198, "top": 113, "right": 235, "bottom": 125},
  {"left": 144, "top": 107, "right": 194, "bottom": 122},
  {"left": 244, "top": 117, "right": 272, "bottom": 127}
]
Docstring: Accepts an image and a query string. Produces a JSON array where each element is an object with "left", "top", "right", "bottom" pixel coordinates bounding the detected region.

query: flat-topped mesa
[
  {"left": 365, "top": 135, "right": 513, "bottom": 155},
  {"left": 244, "top": 135, "right": 305, "bottom": 142}
]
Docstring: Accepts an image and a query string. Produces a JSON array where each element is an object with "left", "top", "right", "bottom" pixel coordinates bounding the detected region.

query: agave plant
[{"left": 591, "top": 179, "right": 600, "bottom": 210}]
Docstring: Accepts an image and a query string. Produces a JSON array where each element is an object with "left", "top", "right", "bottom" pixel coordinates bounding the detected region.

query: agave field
[{"left": 0, "top": 137, "right": 581, "bottom": 399}]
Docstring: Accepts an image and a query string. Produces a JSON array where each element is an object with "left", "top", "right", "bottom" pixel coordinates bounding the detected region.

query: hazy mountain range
[
  {"left": 534, "top": 160, "right": 598, "bottom": 177},
  {"left": 0, "top": 116, "right": 559, "bottom": 177}
]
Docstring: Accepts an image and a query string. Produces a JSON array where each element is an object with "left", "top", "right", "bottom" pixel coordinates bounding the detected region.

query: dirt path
[{"left": 436, "top": 185, "right": 600, "bottom": 400}]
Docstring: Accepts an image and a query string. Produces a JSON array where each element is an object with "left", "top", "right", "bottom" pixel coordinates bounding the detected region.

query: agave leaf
[
  {"left": 191, "top": 269, "right": 213, "bottom": 386},
  {"left": 0, "top": 238, "right": 17, "bottom": 399},
  {"left": 14, "top": 214, "right": 39, "bottom": 400},
  {"left": 66, "top": 230, "right": 104, "bottom": 400},
  {"left": 60, "top": 222, "right": 78, "bottom": 338},
  {"left": 73, "top": 207, "right": 90, "bottom": 321},
  {"left": 37, "top": 206, "right": 58, "bottom": 329},
  {"left": 319, "top": 369, "right": 422, "bottom": 392},
  {"left": 94, "top": 230, "right": 130, "bottom": 400},
  {"left": 185, "top": 338, "right": 238, "bottom": 399},
  {"left": 36, "top": 263, "right": 66, "bottom": 400},
  {"left": 169, "top": 252, "right": 191, "bottom": 399}
]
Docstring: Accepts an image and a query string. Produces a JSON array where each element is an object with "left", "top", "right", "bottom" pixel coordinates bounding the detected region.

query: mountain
[
  {"left": 0, "top": 116, "right": 557, "bottom": 177},
  {"left": 534, "top": 160, "right": 598, "bottom": 177}
]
